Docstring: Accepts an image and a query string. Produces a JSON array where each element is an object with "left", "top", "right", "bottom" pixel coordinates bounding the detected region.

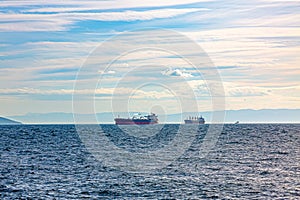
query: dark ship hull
[{"left": 184, "top": 119, "right": 205, "bottom": 124}]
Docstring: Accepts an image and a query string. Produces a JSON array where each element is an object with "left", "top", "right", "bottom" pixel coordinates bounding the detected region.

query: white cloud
[
  {"left": 107, "top": 70, "right": 116, "bottom": 74},
  {"left": 187, "top": 80, "right": 300, "bottom": 110},
  {"left": 0, "top": 88, "right": 74, "bottom": 95},
  {"left": 162, "top": 68, "right": 193, "bottom": 78},
  {"left": 0, "top": 87, "right": 174, "bottom": 100},
  {"left": 183, "top": 27, "right": 300, "bottom": 70},
  {"left": 232, "top": 13, "right": 300, "bottom": 27},
  {"left": 0, "top": 8, "right": 206, "bottom": 32},
  {"left": 1, "top": 0, "right": 213, "bottom": 11},
  {"left": 227, "top": 87, "right": 269, "bottom": 97},
  {"left": 68, "top": 8, "right": 204, "bottom": 21},
  {"left": 98, "top": 70, "right": 116, "bottom": 75}
]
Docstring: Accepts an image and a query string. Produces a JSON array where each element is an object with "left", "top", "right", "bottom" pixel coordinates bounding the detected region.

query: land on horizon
[
  {"left": 4, "top": 109, "right": 300, "bottom": 124},
  {"left": 0, "top": 117, "right": 22, "bottom": 125}
]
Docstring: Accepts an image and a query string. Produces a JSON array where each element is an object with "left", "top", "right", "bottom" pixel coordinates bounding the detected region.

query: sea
[{"left": 0, "top": 124, "right": 299, "bottom": 199}]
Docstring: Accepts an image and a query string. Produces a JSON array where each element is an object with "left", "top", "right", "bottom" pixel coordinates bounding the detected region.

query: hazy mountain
[
  {"left": 0, "top": 116, "right": 22, "bottom": 125},
  {"left": 8, "top": 109, "right": 300, "bottom": 124}
]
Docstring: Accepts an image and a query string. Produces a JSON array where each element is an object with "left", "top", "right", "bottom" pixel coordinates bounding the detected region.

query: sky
[{"left": 0, "top": 0, "right": 300, "bottom": 116}]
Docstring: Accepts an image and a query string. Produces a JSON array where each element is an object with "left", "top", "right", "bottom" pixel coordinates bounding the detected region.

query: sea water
[{"left": 0, "top": 124, "right": 299, "bottom": 199}]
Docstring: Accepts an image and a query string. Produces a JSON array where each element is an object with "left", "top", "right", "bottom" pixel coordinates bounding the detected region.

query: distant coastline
[
  {"left": 0, "top": 117, "right": 22, "bottom": 125},
  {"left": 6, "top": 109, "right": 300, "bottom": 124}
]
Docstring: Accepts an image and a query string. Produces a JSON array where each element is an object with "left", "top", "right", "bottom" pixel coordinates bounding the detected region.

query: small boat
[{"left": 234, "top": 121, "right": 239, "bottom": 124}]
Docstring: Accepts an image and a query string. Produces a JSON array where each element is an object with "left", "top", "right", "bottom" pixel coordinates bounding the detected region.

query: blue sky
[{"left": 0, "top": 0, "right": 300, "bottom": 116}]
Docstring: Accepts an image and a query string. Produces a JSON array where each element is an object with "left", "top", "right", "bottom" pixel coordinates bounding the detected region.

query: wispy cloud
[
  {"left": 0, "top": 87, "right": 175, "bottom": 100},
  {"left": 0, "top": 8, "right": 206, "bottom": 32},
  {"left": 1, "top": 0, "right": 212, "bottom": 11}
]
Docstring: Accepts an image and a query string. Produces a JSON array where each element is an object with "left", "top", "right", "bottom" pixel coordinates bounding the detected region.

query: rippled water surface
[{"left": 0, "top": 124, "right": 299, "bottom": 199}]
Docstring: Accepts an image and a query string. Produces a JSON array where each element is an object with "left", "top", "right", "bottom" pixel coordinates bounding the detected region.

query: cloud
[
  {"left": 186, "top": 80, "right": 300, "bottom": 110},
  {"left": 1, "top": 0, "right": 212, "bottom": 11},
  {"left": 98, "top": 70, "right": 116, "bottom": 75},
  {"left": 0, "top": 8, "right": 206, "bottom": 32},
  {"left": 0, "top": 88, "right": 74, "bottom": 95},
  {"left": 162, "top": 68, "right": 193, "bottom": 78},
  {"left": 2, "top": 83, "right": 182, "bottom": 102},
  {"left": 1, "top": 0, "right": 300, "bottom": 114},
  {"left": 227, "top": 87, "right": 268, "bottom": 97},
  {"left": 107, "top": 70, "right": 116, "bottom": 74},
  {"left": 183, "top": 27, "right": 300, "bottom": 74}
]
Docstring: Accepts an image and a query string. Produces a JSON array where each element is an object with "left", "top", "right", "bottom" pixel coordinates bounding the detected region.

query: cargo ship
[
  {"left": 114, "top": 113, "right": 158, "bottom": 125},
  {"left": 184, "top": 116, "right": 205, "bottom": 124}
]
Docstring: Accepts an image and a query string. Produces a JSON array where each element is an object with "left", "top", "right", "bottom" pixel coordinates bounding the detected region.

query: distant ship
[
  {"left": 184, "top": 116, "right": 205, "bottom": 124},
  {"left": 114, "top": 113, "right": 158, "bottom": 125}
]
